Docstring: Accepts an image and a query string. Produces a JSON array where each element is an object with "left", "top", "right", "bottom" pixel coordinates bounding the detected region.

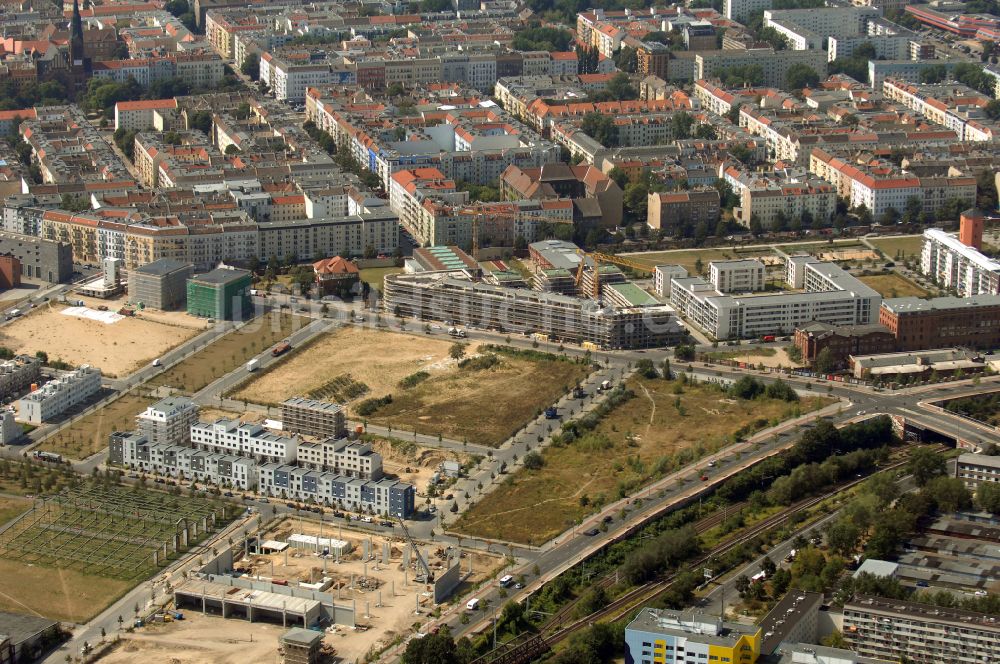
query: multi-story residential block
[
  {"left": 190, "top": 419, "right": 299, "bottom": 464},
  {"left": 258, "top": 463, "right": 414, "bottom": 517},
  {"left": 882, "top": 79, "right": 997, "bottom": 142},
  {"left": 653, "top": 264, "right": 688, "bottom": 298},
  {"left": 113, "top": 99, "right": 180, "bottom": 132},
  {"left": 281, "top": 397, "right": 347, "bottom": 440},
  {"left": 724, "top": 0, "right": 774, "bottom": 22},
  {"left": 19, "top": 365, "right": 102, "bottom": 424},
  {"left": 843, "top": 594, "right": 1000, "bottom": 663},
  {"left": 879, "top": 294, "right": 1000, "bottom": 350},
  {"left": 257, "top": 210, "right": 400, "bottom": 261},
  {"left": 724, "top": 165, "right": 836, "bottom": 229},
  {"left": 670, "top": 257, "right": 880, "bottom": 340},
  {"left": 501, "top": 163, "right": 624, "bottom": 230},
  {"left": 110, "top": 432, "right": 258, "bottom": 490},
  {"left": 793, "top": 321, "right": 896, "bottom": 368},
  {"left": 709, "top": 259, "right": 765, "bottom": 293},
  {"left": 295, "top": 439, "right": 383, "bottom": 480},
  {"left": 0, "top": 355, "right": 40, "bottom": 401},
  {"left": 646, "top": 189, "right": 721, "bottom": 234},
  {"left": 956, "top": 452, "right": 1000, "bottom": 489},
  {"left": 809, "top": 149, "right": 976, "bottom": 218},
  {"left": 625, "top": 607, "right": 762, "bottom": 664},
  {"left": 697, "top": 48, "right": 827, "bottom": 89},
  {"left": 307, "top": 88, "right": 560, "bottom": 192},
  {"left": 90, "top": 52, "right": 225, "bottom": 90},
  {"left": 921, "top": 225, "right": 1000, "bottom": 297},
  {"left": 384, "top": 269, "right": 684, "bottom": 349},
  {"left": 764, "top": 6, "right": 881, "bottom": 51},
  {"left": 136, "top": 396, "right": 199, "bottom": 447}
]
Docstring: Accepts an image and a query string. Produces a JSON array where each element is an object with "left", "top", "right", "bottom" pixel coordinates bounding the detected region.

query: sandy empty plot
[
  {"left": 0, "top": 558, "right": 131, "bottom": 622},
  {"left": 233, "top": 327, "right": 472, "bottom": 406},
  {"left": 817, "top": 249, "right": 880, "bottom": 262},
  {"left": 97, "top": 612, "right": 289, "bottom": 664},
  {"left": 0, "top": 302, "right": 198, "bottom": 378},
  {"left": 372, "top": 353, "right": 590, "bottom": 446}
]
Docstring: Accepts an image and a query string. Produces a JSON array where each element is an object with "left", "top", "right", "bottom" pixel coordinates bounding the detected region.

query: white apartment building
[
  {"left": 110, "top": 432, "right": 258, "bottom": 490},
  {"left": 189, "top": 419, "right": 299, "bottom": 464},
  {"left": 724, "top": 0, "right": 773, "bottom": 22},
  {"left": 955, "top": 452, "right": 1000, "bottom": 489},
  {"left": 296, "top": 439, "right": 384, "bottom": 480},
  {"left": 882, "top": 79, "right": 996, "bottom": 142},
  {"left": 654, "top": 264, "right": 688, "bottom": 298},
  {"left": 921, "top": 228, "right": 1000, "bottom": 296},
  {"left": 136, "top": 396, "right": 199, "bottom": 447},
  {"left": 670, "top": 257, "right": 880, "bottom": 339},
  {"left": 19, "top": 365, "right": 102, "bottom": 424},
  {"left": 710, "top": 259, "right": 766, "bottom": 293}
]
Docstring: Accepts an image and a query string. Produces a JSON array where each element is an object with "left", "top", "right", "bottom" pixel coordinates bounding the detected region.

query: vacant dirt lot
[
  {"left": 95, "top": 611, "right": 289, "bottom": 664},
  {"left": 0, "top": 558, "right": 131, "bottom": 622},
  {"left": 623, "top": 248, "right": 778, "bottom": 276},
  {"left": 0, "top": 300, "right": 199, "bottom": 378},
  {"left": 371, "top": 438, "right": 469, "bottom": 490},
  {"left": 39, "top": 393, "right": 150, "bottom": 459},
  {"left": 371, "top": 352, "right": 591, "bottom": 446},
  {"left": 455, "top": 377, "right": 830, "bottom": 544},
  {"left": 232, "top": 327, "right": 476, "bottom": 407}
]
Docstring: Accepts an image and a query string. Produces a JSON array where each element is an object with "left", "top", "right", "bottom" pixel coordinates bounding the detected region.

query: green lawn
[
  {"left": 867, "top": 235, "right": 925, "bottom": 261},
  {"left": 360, "top": 266, "right": 403, "bottom": 292}
]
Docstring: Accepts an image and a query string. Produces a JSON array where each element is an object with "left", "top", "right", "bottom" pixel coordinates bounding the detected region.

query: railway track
[{"left": 541, "top": 452, "right": 919, "bottom": 646}]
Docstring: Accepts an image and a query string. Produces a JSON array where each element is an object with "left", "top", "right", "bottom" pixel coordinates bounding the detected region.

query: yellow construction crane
[{"left": 574, "top": 251, "right": 654, "bottom": 299}]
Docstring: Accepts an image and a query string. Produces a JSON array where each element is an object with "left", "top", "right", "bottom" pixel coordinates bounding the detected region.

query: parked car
[{"left": 583, "top": 527, "right": 600, "bottom": 536}]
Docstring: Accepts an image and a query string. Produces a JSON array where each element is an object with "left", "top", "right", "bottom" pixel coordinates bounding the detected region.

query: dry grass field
[
  {"left": 0, "top": 558, "right": 131, "bottom": 622},
  {"left": 231, "top": 326, "right": 470, "bottom": 406},
  {"left": 38, "top": 393, "right": 150, "bottom": 459},
  {"left": 0, "top": 301, "right": 199, "bottom": 378},
  {"left": 0, "top": 495, "right": 29, "bottom": 526},
  {"left": 454, "top": 377, "right": 831, "bottom": 544},
  {"left": 868, "top": 235, "right": 925, "bottom": 260},
  {"left": 148, "top": 313, "right": 304, "bottom": 394},
  {"left": 858, "top": 273, "right": 931, "bottom": 298},
  {"left": 371, "top": 350, "right": 590, "bottom": 446},
  {"left": 623, "top": 248, "right": 775, "bottom": 276}
]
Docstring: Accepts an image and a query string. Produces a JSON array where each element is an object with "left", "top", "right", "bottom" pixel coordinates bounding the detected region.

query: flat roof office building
[{"left": 186, "top": 267, "right": 251, "bottom": 320}]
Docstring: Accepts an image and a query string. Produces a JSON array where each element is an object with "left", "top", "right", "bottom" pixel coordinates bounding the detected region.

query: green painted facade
[{"left": 186, "top": 269, "right": 252, "bottom": 320}]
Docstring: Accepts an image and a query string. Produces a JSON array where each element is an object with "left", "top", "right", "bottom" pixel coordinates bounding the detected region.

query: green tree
[
  {"left": 907, "top": 446, "right": 946, "bottom": 487},
  {"left": 240, "top": 53, "right": 260, "bottom": 81},
  {"left": 670, "top": 111, "right": 695, "bottom": 140},
  {"left": 419, "top": 0, "right": 450, "bottom": 10},
  {"left": 975, "top": 481, "right": 1000, "bottom": 514},
  {"left": 511, "top": 26, "right": 574, "bottom": 52},
  {"left": 814, "top": 347, "right": 836, "bottom": 374},
  {"left": 523, "top": 451, "right": 545, "bottom": 470},
  {"left": 581, "top": 112, "right": 619, "bottom": 147},
  {"left": 604, "top": 72, "right": 638, "bottom": 101},
  {"left": 449, "top": 342, "right": 467, "bottom": 360},
  {"left": 920, "top": 64, "right": 948, "bottom": 84},
  {"left": 786, "top": 63, "right": 820, "bottom": 90}
]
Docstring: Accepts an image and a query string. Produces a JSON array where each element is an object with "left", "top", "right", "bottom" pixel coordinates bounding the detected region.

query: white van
[
  {"left": 498, "top": 575, "right": 513, "bottom": 588},
  {"left": 466, "top": 598, "right": 480, "bottom": 611},
  {"left": 152, "top": 358, "right": 161, "bottom": 367}
]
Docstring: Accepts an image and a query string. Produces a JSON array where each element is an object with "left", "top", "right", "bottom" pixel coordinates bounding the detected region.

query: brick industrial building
[
  {"left": 794, "top": 322, "right": 896, "bottom": 368},
  {"left": 0, "top": 232, "right": 72, "bottom": 283},
  {"left": 878, "top": 294, "right": 1000, "bottom": 351},
  {"left": 0, "top": 255, "right": 21, "bottom": 289}
]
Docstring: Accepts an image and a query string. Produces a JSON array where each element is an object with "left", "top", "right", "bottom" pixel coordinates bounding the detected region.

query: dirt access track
[{"left": 0, "top": 295, "right": 201, "bottom": 378}]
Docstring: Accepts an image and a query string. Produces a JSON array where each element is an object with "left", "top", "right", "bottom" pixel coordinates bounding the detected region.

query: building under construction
[{"left": 383, "top": 271, "right": 684, "bottom": 349}]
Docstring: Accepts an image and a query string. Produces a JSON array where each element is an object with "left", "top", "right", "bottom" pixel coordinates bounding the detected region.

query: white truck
[
  {"left": 246, "top": 358, "right": 260, "bottom": 372},
  {"left": 448, "top": 327, "right": 467, "bottom": 338}
]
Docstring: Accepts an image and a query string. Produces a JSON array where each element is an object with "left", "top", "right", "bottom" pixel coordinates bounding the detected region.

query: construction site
[
  {"left": 168, "top": 516, "right": 502, "bottom": 663},
  {"left": 384, "top": 241, "right": 684, "bottom": 349}
]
